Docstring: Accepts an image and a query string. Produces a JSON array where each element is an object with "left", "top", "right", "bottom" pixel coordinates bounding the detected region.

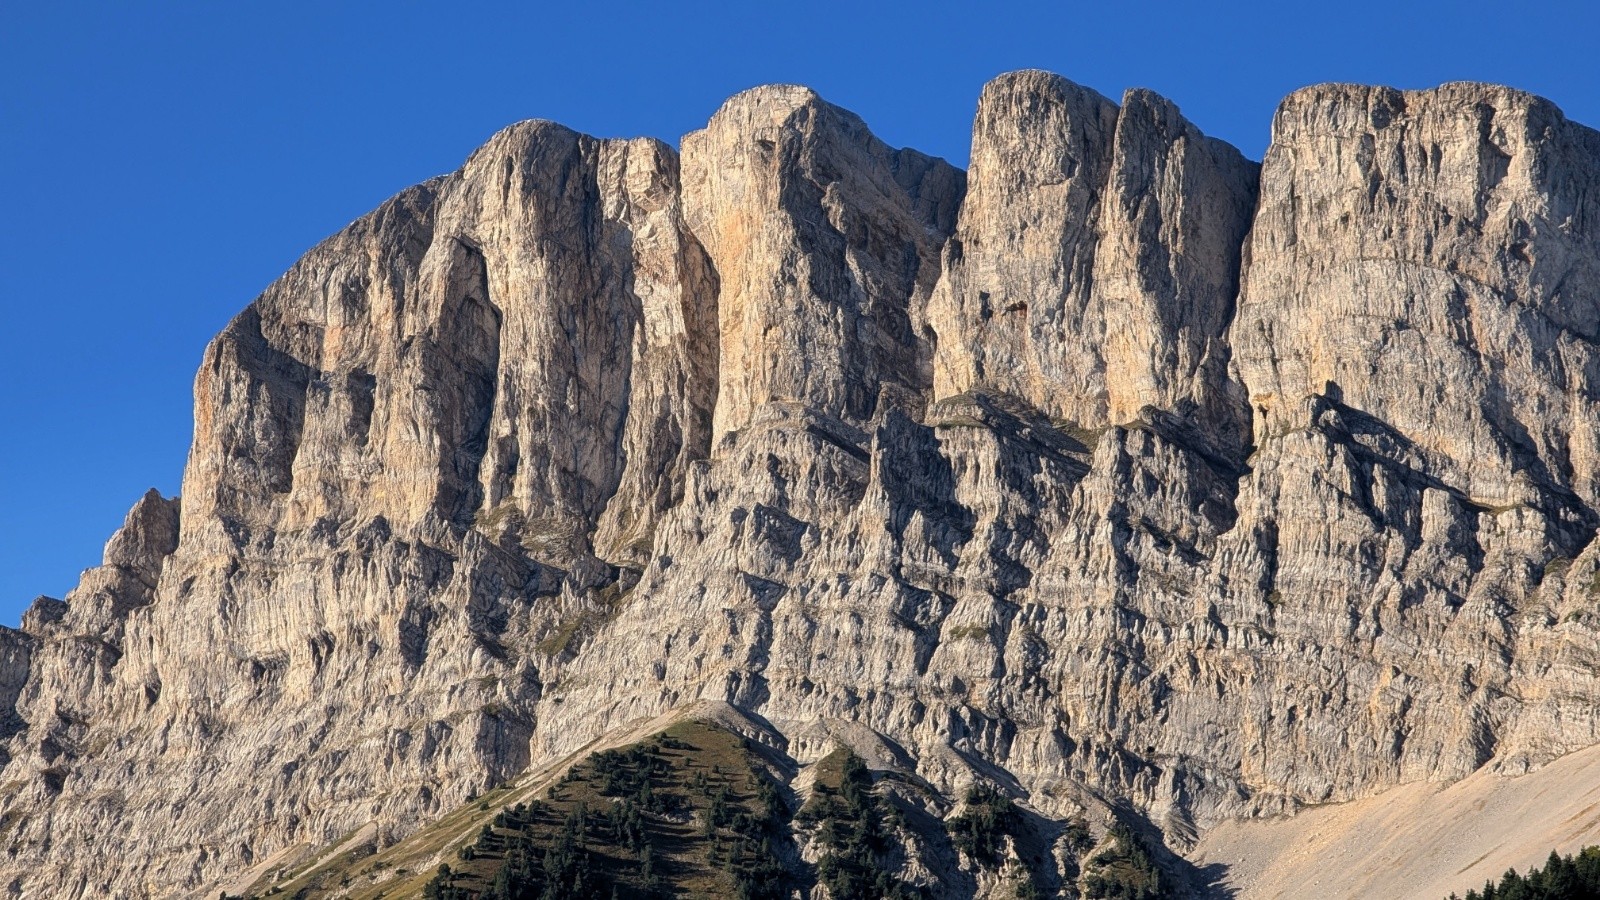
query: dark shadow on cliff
[
  {"left": 1190, "top": 861, "right": 1238, "bottom": 899},
  {"left": 1112, "top": 801, "right": 1238, "bottom": 900}
]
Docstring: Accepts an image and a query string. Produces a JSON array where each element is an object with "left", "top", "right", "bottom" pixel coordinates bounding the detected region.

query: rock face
[
  {"left": 2, "top": 72, "right": 1600, "bottom": 899},
  {"left": 682, "top": 85, "right": 963, "bottom": 441},
  {"left": 930, "top": 71, "right": 1257, "bottom": 453}
]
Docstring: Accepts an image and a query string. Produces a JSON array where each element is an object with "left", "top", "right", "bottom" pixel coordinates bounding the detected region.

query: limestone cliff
[{"left": 2, "top": 71, "right": 1599, "bottom": 899}]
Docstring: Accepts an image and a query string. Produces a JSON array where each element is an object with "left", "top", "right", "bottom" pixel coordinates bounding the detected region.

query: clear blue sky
[{"left": 2, "top": 0, "right": 1597, "bottom": 624}]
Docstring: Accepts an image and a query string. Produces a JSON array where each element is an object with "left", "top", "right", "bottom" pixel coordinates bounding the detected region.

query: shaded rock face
[{"left": 2, "top": 72, "right": 1600, "bottom": 898}]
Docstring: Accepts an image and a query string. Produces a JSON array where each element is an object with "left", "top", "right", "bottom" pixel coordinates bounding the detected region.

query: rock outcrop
[
  {"left": 930, "top": 71, "right": 1258, "bottom": 453},
  {"left": 1, "top": 71, "right": 1598, "bottom": 899},
  {"left": 682, "top": 85, "right": 963, "bottom": 441}
]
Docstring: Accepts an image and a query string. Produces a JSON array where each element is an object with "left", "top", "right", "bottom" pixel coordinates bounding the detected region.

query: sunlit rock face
[
  {"left": 2, "top": 70, "right": 1599, "bottom": 899},
  {"left": 929, "top": 70, "right": 1258, "bottom": 456}
]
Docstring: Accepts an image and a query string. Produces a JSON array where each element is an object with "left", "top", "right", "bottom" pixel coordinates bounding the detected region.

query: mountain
[{"left": 3, "top": 69, "right": 1600, "bottom": 899}]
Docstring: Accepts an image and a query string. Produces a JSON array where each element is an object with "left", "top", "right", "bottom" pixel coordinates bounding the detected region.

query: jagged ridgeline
[{"left": 2, "top": 69, "right": 1600, "bottom": 900}]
